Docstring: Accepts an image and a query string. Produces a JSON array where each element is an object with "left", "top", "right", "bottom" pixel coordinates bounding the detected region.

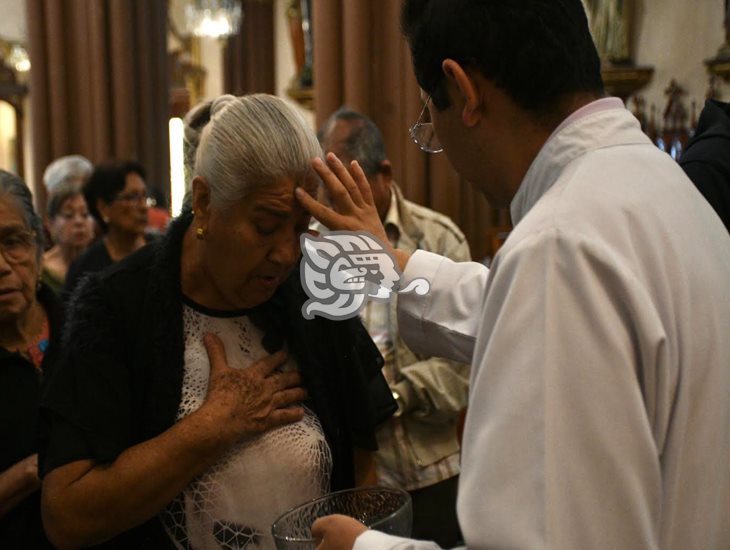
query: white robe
[{"left": 355, "top": 100, "right": 730, "bottom": 549}]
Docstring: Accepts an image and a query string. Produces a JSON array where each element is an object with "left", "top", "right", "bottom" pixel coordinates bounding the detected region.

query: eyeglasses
[
  {"left": 0, "top": 229, "right": 36, "bottom": 264},
  {"left": 113, "top": 191, "right": 149, "bottom": 205},
  {"left": 409, "top": 96, "right": 443, "bottom": 153}
]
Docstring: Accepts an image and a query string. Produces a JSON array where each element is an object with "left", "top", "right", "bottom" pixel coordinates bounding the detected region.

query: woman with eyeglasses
[
  {"left": 64, "top": 159, "right": 151, "bottom": 297},
  {"left": 41, "top": 180, "right": 95, "bottom": 294},
  {"left": 0, "top": 171, "right": 59, "bottom": 549}
]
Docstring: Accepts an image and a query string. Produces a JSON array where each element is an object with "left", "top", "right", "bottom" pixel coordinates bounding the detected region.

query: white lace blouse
[{"left": 161, "top": 302, "right": 332, "bottom": 550}]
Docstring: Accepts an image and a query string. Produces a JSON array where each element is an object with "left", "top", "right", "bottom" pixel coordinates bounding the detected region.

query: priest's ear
[
  {"left": 441, "top": 59, "right": 484, "bottom": 127},
  {"left": 442, "top": 59, "right": 482, "bottom": 127}
]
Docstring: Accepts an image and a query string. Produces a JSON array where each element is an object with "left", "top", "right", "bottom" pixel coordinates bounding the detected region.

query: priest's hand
[{"left": 312, "top": 514, "right": 368, "bottom": 550}]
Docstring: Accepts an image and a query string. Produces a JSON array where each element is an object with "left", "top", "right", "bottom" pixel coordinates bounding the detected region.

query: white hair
[
  {"left": 42, "top": 155, "right": 93, "bottom": 192},
  {"left": 190, "top": 94, "right": 322, "bottom": 209}
]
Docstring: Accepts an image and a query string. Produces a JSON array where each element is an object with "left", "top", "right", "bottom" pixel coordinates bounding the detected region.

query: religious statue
[
  {"left": 584, "top": 0, "right": 631, "bottom": 63},
  {"left": 661, "top": 79, "right": 690, "bottom": 160},
  {"left": 719, "top": 0, "right": 730, "bottom": 58},
  {"left": 284, "top": 0, "right": 314, "bottom": 108},
  {"left": 704, "top": 1, "right": 730, "bottom": 84},
  {"left": 286, "top": 0, "right": 313, "bottom": 88}
]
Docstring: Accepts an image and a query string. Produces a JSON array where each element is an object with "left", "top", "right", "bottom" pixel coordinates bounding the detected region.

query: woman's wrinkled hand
[
  {"left": 312, "top": 514, "right": 368, "bottom": 550},
  {"left": 200, "top": 333, "right": 307, "bottom": 445},
  {"left": 296, "top": 153, "right": 389, "bottom": 244}
]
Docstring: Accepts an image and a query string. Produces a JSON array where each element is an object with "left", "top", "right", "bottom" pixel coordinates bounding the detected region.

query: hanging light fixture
[{"left": 184, "top": 0, "right": 243, "bottom": 39}]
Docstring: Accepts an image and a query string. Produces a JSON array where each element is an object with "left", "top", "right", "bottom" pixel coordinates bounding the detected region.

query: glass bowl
[{"left": 271, "top": 486, "right": 412, "bottom": 550}]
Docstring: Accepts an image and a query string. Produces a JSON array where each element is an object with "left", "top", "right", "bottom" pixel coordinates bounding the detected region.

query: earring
[
  {"left": 102, "top": 216, "right": 110, "bottom": 224},
  {"left": 196, "top": 227, "right": 206, "bottom": 240}
]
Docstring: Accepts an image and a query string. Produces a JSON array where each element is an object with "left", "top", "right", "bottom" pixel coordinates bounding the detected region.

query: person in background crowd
[
  {"left": 42, "top": 155, "right": 93, "bottom": 194},
  {"left": 42, "top": 180, "right": 95, "bottom": 294},
  {"left": 40, "top": 94, "right": 395, "bottom": 549},
  {"left": 184, "top": 99, "right": 215, "bottom": 191},
  {"left": 679, "top": 99, "right": 730, "bottom": 231},
  {"left": 298, "top": 0, "right": 730, "bottom": 548},
  {"left": 64, "top": 160, "right": 150, "bottom": 296},
  {"left": 40, "top": 154, "right": 95, "bottom": 251},
  {"left": 317, "top": 107, "right": 470, "bottom": 547},
  {"left": 0, "top": 171, "right": 61, "bottom": 549},
  {"left": 181, "top": 97, "right": 219, "bottom": 212}
]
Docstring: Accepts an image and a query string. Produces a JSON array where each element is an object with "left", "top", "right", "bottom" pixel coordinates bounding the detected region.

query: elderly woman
[
  {"left": 41, "top": 94, "right": 394, "bottom": 549},
  {"left": 0, "top": 171, "right": 59, "bottom": 549},
  {"left": 64, "top": 160, "right": 150, "bottom": 296},
  {"left": 42, "top": 154, "right": 93, "bottom": 193},
  {"left": 42, "top": 180, "right": 95, "bottom": 294}
]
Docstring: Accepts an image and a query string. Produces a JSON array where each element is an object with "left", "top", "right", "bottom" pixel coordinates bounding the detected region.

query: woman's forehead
[
  {"left": 299, "top": 175, "right": 320, "bottom": 195},
  {"left": 223, "top": 176, "right": 312, "bottom": 217},
  {"left": 59, "top": 193, "right": 85, "bottom": 208},
  {"left": 123, "top": 172, "right": 146, "bottom": 189},
  {"left": 254, "top": 176, "right": 316, "bottom": 200},
  {"left": 0, "top": 196, "right": 25, "bottom": 226}
]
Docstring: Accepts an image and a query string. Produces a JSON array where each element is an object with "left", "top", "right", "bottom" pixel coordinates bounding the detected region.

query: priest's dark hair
[{"left": 401, "top": 0, "right": 605, "bottom": 115}]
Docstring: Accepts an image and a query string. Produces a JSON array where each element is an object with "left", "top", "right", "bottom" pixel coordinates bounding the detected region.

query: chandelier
[{"left": 184, "top": 0, "right": 243, "bottom": 39}]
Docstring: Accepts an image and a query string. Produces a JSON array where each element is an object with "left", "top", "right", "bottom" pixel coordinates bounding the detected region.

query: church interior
[
  {"left": 0, "top": 2, "right": 729, "bottom": 549},
  {"left": 0, "top": 0, "right": 726, "bottom": 262}
]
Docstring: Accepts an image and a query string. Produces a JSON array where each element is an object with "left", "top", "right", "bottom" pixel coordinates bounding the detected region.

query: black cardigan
[
  {"left": 0, "top": 284, "right": 62, "bottom": 549},
  {"left": 41, "top": 212, "right": 395, "bottom": 549}
]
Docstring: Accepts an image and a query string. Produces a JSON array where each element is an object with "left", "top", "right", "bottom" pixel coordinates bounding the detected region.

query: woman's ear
[
  {"left": 442, "top": 59, "right": 482, "bottom": 127},
  {"left": 96, "top": 197, "right": 111, "bottom": 224},
  {"left": 191, "top": 176, "right": 211, "bottom": 223}
]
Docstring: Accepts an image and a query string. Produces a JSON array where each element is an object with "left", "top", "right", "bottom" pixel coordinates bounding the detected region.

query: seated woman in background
[
  {"left": 41, "top": 94, "right": 394, "bottom": 550},
  {"left": 64, "top": 160, "right": 150, "bottom": 296},
  {"left": 0, "top": 171, "right": 61, "bottom": 549},
  {"left": 42, "top": 180, "right": 95, "bottom": 294}
]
